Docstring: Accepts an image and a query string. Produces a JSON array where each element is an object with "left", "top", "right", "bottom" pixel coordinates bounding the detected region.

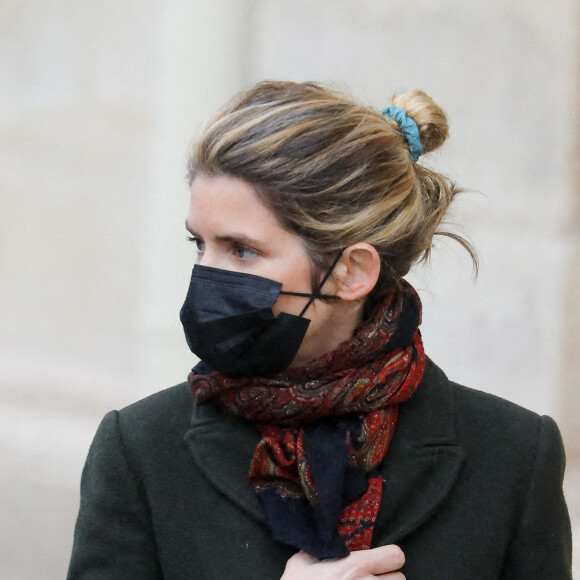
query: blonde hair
[{"left": 187, "top": 81, "right": 476, "bottom": 313}]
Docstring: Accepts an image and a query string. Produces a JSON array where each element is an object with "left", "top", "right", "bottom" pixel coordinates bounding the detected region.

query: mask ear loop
[{"left": 291, "top": 250, "right": 344, "bottom": 318}]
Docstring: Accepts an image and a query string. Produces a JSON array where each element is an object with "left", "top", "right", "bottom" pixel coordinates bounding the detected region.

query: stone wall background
[{"left": 1, "top": 1, "right": 578, "bottom": 577}]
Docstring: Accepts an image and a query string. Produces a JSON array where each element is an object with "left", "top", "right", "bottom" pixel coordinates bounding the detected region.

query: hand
[{"left": 281, "top": 545, "right": 405, "bottom": 579}]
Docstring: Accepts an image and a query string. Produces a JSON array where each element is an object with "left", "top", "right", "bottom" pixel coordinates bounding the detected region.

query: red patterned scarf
[{"left": 188, "top": 282, "right": 425, "bottom": 559}]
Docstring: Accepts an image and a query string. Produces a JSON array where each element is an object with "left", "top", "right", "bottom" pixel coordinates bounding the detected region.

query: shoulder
[
  {"left": 453, "top": 380, "right": 565, "bottom": 477},
  {"left": 444, "top": 376, "right": 571, "bottom": 574},
  {"left": 422, "top": 357, "right": 552, "bottom": 435},
  {"left": 108, "top": 382, "right": 194, "bottom": 452},
  {"left": 119, "top": 382, "right": 192, "bottom": 421},
  {"left": 429, "top": 370, "right": 566, "bottom": 495},
  {"left": 452, "top": 380, "right": 542, "bottom": 434},
  {"left": 412, "top": 359, "right": 565, "bottom": 470},
  {"left": 450, "top": 380, "right": 561, "bottom": 451},
  {"left": 451, "top": 379, "right": 537, "bottom": 420}
]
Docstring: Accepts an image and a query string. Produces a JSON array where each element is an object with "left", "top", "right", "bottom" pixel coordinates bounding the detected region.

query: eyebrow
[{"left": 185, "top": 221, "right": 264, "bottom": 248}]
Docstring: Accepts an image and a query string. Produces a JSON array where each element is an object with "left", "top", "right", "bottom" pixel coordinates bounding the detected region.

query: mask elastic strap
[
  {"left": 280, "top": 290, "right": 339, "bottom": 299},
  {"left": 278, "top": 250, "right": 343, "bottom": 318}
]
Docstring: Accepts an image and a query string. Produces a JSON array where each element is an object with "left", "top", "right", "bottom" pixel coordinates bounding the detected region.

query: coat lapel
[
  {"left": 183, "top": 358, "right": 465, "bottom": 543},
  {"left": 183, "top": 399, "right": 266, "bottom": 522},
  {"left": 372, "top": 359, "right": 465, "bottom": 545}
]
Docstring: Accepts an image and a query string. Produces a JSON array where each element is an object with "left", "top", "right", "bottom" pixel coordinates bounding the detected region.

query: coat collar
[{"left": 183, "top": 358, "right": 465, "bottom": 543}]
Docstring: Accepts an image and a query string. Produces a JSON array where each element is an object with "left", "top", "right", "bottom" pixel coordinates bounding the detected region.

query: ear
[{"left": 332, "top": 243, "right": 381, "bottom": 302}]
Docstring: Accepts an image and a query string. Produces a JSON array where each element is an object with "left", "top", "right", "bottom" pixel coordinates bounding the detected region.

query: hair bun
[{"left": 389, "top": 90, "right": 449, "bottom": 154}]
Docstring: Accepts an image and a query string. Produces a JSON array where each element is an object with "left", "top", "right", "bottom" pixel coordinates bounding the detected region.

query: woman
[{"left": 67, "top": 81, "right": 572, "bottom": 579}]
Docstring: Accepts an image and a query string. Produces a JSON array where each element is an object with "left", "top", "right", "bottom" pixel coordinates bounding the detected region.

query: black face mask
[{"left": 180, "top": 254, "right": 342, "bottom": 377}]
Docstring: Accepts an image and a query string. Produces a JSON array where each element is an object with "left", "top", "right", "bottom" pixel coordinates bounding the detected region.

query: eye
[
  {"left": 233, "top": 245, "right": 258, "bottom": 260},
  {"left": 187, "top": 235, "right": 205, "bottom": 253}
]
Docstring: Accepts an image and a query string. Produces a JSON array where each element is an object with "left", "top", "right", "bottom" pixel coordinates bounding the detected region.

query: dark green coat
[{"left": 67, "top": 360, "right": 572, "bottom": 579}]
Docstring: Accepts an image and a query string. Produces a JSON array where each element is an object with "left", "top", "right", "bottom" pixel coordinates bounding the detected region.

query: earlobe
[{"left": 334, "top": 243, "right": 381, "bottom": 302}]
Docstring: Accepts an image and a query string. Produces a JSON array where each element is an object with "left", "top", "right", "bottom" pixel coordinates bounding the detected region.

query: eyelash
[{"left": 186, "top": 235, "right": 205, "bottom": 252}]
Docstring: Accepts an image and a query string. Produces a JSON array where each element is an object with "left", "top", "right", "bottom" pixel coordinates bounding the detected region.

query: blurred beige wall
[{"left": 1, "top": 0, "right": 578, "bottom": 578}]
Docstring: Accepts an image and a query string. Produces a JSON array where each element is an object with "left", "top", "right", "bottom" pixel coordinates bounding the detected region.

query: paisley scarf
[{"left": 188, "top": 281, "right": 425, "bottom": 559}]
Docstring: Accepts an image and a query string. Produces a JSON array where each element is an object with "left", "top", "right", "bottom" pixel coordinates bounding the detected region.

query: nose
[{"left": 196, "top": 252, "right": 213, "bottom": 268}]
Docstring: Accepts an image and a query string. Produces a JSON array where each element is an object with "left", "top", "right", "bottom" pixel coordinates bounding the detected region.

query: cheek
[
  {"left": 272, "top": 293, "right": 311, "bottom": 318},
  {"left": 272, "top": 294, "right": 330, "bottom": 336},
  {"left": 270, "top": 264, "right": 316, "bottom": 317}
]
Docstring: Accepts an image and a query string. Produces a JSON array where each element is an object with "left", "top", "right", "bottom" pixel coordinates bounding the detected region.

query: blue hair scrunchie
[{"left": 381, "top": 106, "right": 424, "bottom": 161}]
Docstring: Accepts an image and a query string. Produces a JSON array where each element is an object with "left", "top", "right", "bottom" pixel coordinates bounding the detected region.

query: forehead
[{"left": 186, "top": 174, "right": 293, "bottom": 244}]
